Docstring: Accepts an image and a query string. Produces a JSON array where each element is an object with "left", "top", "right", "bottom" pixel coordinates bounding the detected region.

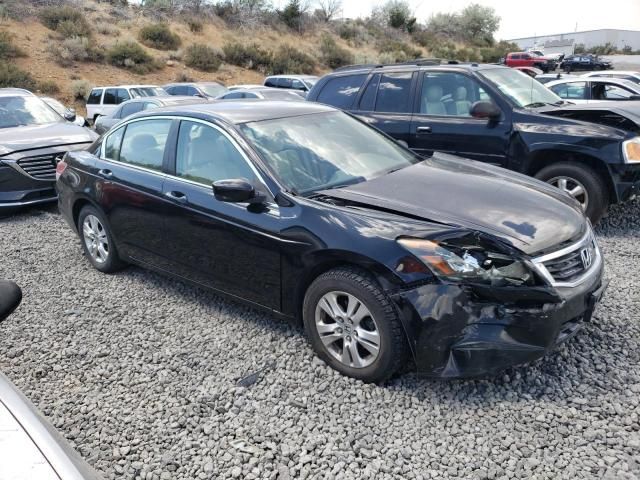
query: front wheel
[
  {"left": 77, "top": 205, "right": 126, "bottom": 273},
  {"left": 303, "top": 267, "right": 409, "bottom": 383},
  {"left": 534, "top": 161, "right": 609, "bottom": 224}
]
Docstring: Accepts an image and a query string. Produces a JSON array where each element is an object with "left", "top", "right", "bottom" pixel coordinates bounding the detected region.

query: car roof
[
  {"left": 265, "top": 75, "right": 318, "bottom": 79},
  {"left": 583, "top": 71, "right": 640, "bottom": 77},
  {"left": 0, "top": 88, "right": 34, "bottom": 97},
  {"left": 163, "top": 82, "right": 224, "bottom": 87},
  {"left": 548, "top": 77, "right": 639, "bottom": 89},
  {"left": 120, "top": 95, "right": 207, "bottom": 106},
  {"left": 134, "top": 100, "right": 335, "bottom": 124},
  {"left": 91, "top": 85, "right": 160, "bottom": 89},
  {"left": 328, "top": 62, "right": 508, "bottom": 76}
]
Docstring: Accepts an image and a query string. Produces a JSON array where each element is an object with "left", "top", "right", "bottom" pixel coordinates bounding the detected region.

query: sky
[{"left": 284, "top": 0, "right": 640, "bottom": 40}]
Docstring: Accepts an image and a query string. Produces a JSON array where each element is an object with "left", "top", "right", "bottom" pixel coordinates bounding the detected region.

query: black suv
[{"left": 307, "top": 63, "right": 640, "bottom": 223}]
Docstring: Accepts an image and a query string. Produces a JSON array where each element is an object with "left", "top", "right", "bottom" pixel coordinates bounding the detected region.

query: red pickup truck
[{"left": 505, "top": 52, "right": 557, "bottom": 73}]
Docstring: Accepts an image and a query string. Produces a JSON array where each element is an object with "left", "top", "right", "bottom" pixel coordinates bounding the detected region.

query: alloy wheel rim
[
  {"left": 314, "top": 291, "right": 380, "bottom": 369},
  {"left": 547, "top": 176, "right": 589, "bottom": 211},
  {"left": 82, "top": 215, "right": 109, "bottom": 264}
]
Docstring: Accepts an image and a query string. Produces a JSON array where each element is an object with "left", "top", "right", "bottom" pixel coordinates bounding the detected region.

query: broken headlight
[
  {"left": 622, "top": 137, "right": 640, "bottom": 164},
  {"left": 397, "top": 237, "right": 534, "bottom": 286}
]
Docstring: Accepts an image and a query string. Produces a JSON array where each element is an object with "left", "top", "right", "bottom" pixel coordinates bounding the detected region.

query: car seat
[
  {"left": 452, "top": 86, "right": 472, "bottom": 116},
  {"left": 421, "top": 85, "right": 446, "bottom": 115}
]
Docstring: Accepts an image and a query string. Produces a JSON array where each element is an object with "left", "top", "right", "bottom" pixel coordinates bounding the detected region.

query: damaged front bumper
[{"left": 391, "top": 262, "right": 606, "bottom": 378}]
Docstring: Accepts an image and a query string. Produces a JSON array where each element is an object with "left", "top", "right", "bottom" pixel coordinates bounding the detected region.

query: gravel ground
[{"left": 0, "top": 201, "right": 639, "bottom": 480}]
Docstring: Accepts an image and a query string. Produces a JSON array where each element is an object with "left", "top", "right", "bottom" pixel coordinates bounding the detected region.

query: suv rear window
[
  {"left": 87, "top": 89, "right": 102, "bottom": 105},
  {"left": 264, "top": 78, "right": 278, "bottom": 88},
  {"left": 375, "top": 72, "right": 413, "bottom": 113},
  {"left": 316, "top": 74, "right": 367, "bottom": 109},
  {"left": 103, "top": 89, "right": 117, "bottom": 105}
]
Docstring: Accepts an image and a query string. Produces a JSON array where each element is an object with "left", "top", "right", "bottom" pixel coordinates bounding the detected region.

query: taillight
[{"left": 55, "top": 159, "right": 67, "bottom": 180}]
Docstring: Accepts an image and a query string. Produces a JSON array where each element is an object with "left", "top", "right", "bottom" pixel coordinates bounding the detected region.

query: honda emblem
[{"left": 580, "top": 248, "right": 593, "bottom": 269}]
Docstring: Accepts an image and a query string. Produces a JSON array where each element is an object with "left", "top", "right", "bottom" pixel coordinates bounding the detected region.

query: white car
[
  {"left": 582, "top": 70, "right": 640, "bottom": 85},
  {"left": 546, "top": 77, "right": 640, "bottom": 103},
  {"left": 85, "top": 85, "right": 166, "bottom": 123}
]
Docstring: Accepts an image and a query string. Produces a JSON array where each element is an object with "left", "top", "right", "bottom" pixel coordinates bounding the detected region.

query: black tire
[
  {"left": 77, "top": 205, "right": 126, "bottom": 273},
  {"left": 302, "top": 267, "right": 409, "bottom": 383},
  {"left": 534, "top": 161, "right": 609, "bottom": 224}
]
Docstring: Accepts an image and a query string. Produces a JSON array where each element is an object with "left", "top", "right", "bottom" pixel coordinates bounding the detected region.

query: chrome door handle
[
  {"left": 165, "top": 191, "right": 188, "bottom": 204},
  {"left": 98, "top": 169, "right": 112, "bottom": 178},
  {"left": 416, "top": 126, "right": 432, "bottom": 134}
]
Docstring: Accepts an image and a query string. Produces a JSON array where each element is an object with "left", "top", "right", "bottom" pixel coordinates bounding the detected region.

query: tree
[
  {"left": 373, "top": 0, "right": 416, "bottom": 32},
  {"left": 458, "top": 4, "right": 500, "bottom": 45},
  {"left": 279, "top": 0, "right": 308, "bottom": 31},
  {"left": 316, "top": 0, "right": 341, "bottom": 22}
]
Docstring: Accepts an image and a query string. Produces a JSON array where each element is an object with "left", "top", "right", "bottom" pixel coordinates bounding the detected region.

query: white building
[{"left": 509, "top": 29, "right": 640, "bottom": 52}]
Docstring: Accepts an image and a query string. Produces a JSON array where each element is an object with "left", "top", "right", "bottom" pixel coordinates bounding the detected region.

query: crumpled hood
[
  {"left": 319, "top": 154, "right": 587, "bottom": 255},
  {"left": 0, "top": 123, "right": 95, "bottom": 157}
]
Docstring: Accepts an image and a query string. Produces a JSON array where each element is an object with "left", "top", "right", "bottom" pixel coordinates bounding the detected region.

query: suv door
[
  {"left": 93, "top": 118, "right": 174, "bottom": 267},
  {"left": 409, "top": 71, "right": 510, "bottom": 166},
  {"left": 160, "top": 119, "right": 281, "bottom": 309},
  {"left": 101, "top": 88, "right": 119, "bottom": 117},
  {"left": 353, "top": 71, "right": 416, "bottom": 146}
]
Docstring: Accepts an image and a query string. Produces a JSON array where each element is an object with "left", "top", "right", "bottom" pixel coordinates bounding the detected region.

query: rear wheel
[
  {"left": 303, "top": 267, "right": 409, "bottom": 383},
  {"left": 534, "top": 161, "right": 609, "bottom": 224},
  {"left": 77, "top": 205, "right": 126, "bottom": 273}
]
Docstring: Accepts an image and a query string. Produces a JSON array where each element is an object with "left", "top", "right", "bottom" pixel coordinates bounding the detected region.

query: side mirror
[
  {"left": 0, "top": 280, "right": 22, "bottom": 323},
  {"left": 63, "top": 109, "right": 77, "bottom": 122},
  {"left": 470, "top": 101, "right": 501, "bottom": 121},
  {"left": 213, "top": 179, "right": 264, "bottom": 203}
]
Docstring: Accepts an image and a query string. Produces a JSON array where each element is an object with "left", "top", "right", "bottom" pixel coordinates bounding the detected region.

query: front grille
[
  {"left": 16, "top": 154, "right": 61, "bottom": 180},
  {"left": 532, "top": 228, "right": 600, "bottom": 287}
]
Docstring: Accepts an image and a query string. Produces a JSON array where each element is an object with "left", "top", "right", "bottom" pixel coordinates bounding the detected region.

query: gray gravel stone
[{"left": 0, "top": 201, "right": 639, "bottom": 479}]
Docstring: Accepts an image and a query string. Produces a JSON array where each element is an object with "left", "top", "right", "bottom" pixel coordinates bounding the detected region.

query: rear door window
[
  {"left": 278, "top": 78, "right": 293, "bottom": 88},
  {"left": 116, "top": 89, "right": 131, "bottom": 103},
  {"left": 104, "top": 126, "right": 125, "bottom": 160},
  {"left": 264, "top": 78, "right": 277, "bottom": 87},
  {"left": 119, "top": 119, "right": 172, "bottom": 171},
  {"left": 358, "top": 75, "right": 380, "bottom": 111},
  {"left": 120, "top": 102, "right": 145, "bottom": 118},
  {"left": 374, "top": 72, "right": 413, "bottom": 113},
  {"left": 87, "top": 89, "right": 103, "bottom": 105},
  {"left": 103, "top": 89, "right": 117, "bottom": 105},
  {"left": 316, "top": 74, "right": 367, "bottom": 109}
]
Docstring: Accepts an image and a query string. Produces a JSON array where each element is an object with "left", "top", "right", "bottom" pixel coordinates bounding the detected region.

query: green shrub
[
  {"left": 39, "top": 6, "right": 92, "bottom": 37},
  {"left": 71, "top": 79, "right": 92, "bottom": 100},
  {"left": 319, "top": 34, "right": 353, "bottom": 69},
  {"left": 0, "top": 63, "right": 36, "bottom": 90},
  {"left": 269, "top": 45, "right": 316, "bottom": 75},
  {"left": 107, "top": 41, "right": 160, "bottom": 73},
  {"left": 37, "top": 80, "right": 60, "bottom": 94},
  {"left": 0, "top": 31, "right": 26, "bottom": 60},
  {"left": 50, "top": 37, "right": 104, "bottom": 66},
  {"left": 139, "top": 23, "right": 181, "bottom": 51},
  {"left": 222, "top": 42, "right": 271, "bottom": 71},
  {"left": 377, "top": 39, "right": 421, "bottom": 59},
  {"left": 184, "top": 44, "right": 223, "bottom": 72},
  {"left": 96, "top": 22, "right": 119, "bottom": 36},
  {"left": 175, "top": 72, "right": 194, "bottom": 82},
  {"left": 187, "top": 18, "right": 203, "bottom": 33}
]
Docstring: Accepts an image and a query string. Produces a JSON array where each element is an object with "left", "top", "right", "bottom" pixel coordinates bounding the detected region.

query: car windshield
[
  {"left": 480, "top": 67, "right": 564, "bottom": 108},
  {"left": 0, "top": 96, "right": 62, "bottom": 128},
  {"left": 240, "top": 111, "right": 421, "bottom": 195},
  {"left": 201, "top": 84, "right": 227, "bottom": 97},
  {"left": 131, "top": 87, "right": 166, "bottom": 97},
  {"left": 42, "top": 97, "right": 66, "bottom": 115}
]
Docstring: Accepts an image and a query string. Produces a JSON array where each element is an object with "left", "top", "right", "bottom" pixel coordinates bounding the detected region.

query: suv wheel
[
  {"left": 303, "top": 267, "right": 409, "bottom": 383},
  {"left": 535, "top": 161, "right": 609, "bottom": 224},
  {"left": 78, "top": 205, "right": 125, "bottom": 273}
]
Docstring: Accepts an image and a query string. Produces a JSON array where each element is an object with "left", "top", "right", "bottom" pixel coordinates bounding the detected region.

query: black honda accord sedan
[{"left": 57, "top": 101, "right": 607, "bottom": 382}]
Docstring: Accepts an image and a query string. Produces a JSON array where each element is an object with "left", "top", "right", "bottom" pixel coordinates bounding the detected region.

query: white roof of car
[
  {"left": 228, "top": 84, "right": 264, "bottom": 90},
  {"left": 582, "top": 71, "right": 640, "bottom": 77},
  {"left": 91, "top": 85, "right": 160, "bottom": 90}
]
